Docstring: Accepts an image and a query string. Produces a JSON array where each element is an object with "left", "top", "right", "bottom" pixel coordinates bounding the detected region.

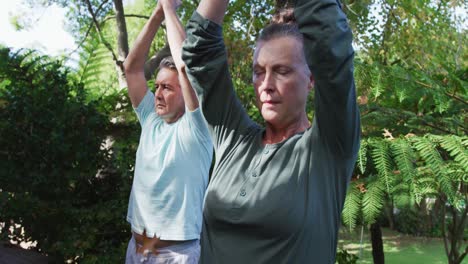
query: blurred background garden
[{"left": 0, "top": 0, "right": 466, "bottom": 263}]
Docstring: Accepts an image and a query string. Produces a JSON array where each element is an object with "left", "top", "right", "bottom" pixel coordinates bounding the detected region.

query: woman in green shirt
[{"left": 182, "top": 0, "right": 360, "bottom": 263}]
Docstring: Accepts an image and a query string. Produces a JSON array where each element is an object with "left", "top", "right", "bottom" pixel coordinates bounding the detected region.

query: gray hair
[
  {"left": 257, "top": 8, "right": 303, "bottom": 44},
  {"left": 159, "top": 56, "right": 176, "bottom": 71}
]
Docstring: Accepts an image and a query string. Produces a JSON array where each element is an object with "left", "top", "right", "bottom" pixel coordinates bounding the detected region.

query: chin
[
  {"left": 156, "top": 110, "right": 168, "bottom": 117},
  {"left": 262, "top": 109, "right": 279, "bottom": 120},
  {"left": 262, "top": 115, "right": 281, "bottom": 126}
]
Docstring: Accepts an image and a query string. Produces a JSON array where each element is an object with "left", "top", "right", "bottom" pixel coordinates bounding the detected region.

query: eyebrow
[{"left": 156, "top": 82, "right": 173, "bottom": 88}]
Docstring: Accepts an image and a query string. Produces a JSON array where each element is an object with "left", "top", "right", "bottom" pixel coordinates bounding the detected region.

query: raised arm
[
  {"left": 196, "top": 0, "right": 229, "bottom": 25},
  {"left": 161, "top": 0, "right": 198, "bottom": 111},
  {"left": 295, "top": 0, "right": 360, "bottom": 157},
  {"left": 123, "top": 3, "right": 164, "bottom": 108},
  {"left": 182, "top": 0, "right": 255, "bottom": 150}
]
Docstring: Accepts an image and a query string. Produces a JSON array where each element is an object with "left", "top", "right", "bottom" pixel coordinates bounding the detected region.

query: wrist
[
  {"left": 153, "top": 5, "right": 164, "bottom": 18},
  {"left": 161, "top": 3, "right": 177, "bottom": 14}
]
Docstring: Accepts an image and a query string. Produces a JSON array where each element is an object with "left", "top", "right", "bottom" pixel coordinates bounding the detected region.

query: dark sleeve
[
  {"left": 182, "top": 11, "right": 255, "bottom": 151},
  {"left": 295, "top": 0, "right": 361, "bottom": 157}
]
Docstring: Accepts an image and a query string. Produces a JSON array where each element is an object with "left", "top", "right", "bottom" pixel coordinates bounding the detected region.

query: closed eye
[{"left": 275, "top": 66, "right": 292, "bottom": 75}]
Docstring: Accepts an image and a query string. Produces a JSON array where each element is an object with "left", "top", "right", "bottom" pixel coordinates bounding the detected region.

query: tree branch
[
  {"left": 65, "top": 0, "right": 110, "bottom": 56},
  {"left": 441, "top": 196, "right": 450, "bottom": 259},
  {"left": 112, "top": 0, "right": 129, "bottom": 59},
  {"left": 444, "top": 92, "right": 468, "bottom": 106},
  {"left": 420, "top": 120, "right": 457, "bottom": 135},
  {"left": 102, "top": 14, "right": 150, "bottom": 24},
  {"left": 413, "top": 81, "right": 468, "bottom": 106},
  {"left": 68, "top": 22, "right": 93, "bottom": 56},
  {"left": 84, "top": 0, "right": 124, "bottom": 72},
  {"left": 96, "top": 0, "right": 112, "bottom": 15}
]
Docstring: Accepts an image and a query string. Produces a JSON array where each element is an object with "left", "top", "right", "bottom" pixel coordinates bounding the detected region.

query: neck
[
  {"left": 263, "top": 115, "right": 310, "bottom": 145},
  {"left": 163, "top": 111, "right": 185, "bottom": 124}
]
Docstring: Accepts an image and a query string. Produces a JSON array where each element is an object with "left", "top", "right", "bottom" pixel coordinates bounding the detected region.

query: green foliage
[
  {"left": 369, "top": 138, "right": 394, "bottom": 194},
  {"left": 343, "top": 180, "right": 364, "bottom": 230},
  {"left": 411, "top": 136, "right": 457, "bottom": 203},
  {"left": 393, "top": 206, "right": 423, "bottom": 235},
  {"left": 357, "top": 140, "right": 368, "bottom": 174},
  {"left": 0, "top": 48, "right": 131, "bottom": 262},
  {"left": 335, "top": 248, "right": 359, "bottom": 264},
  {"left": 77, "top": 33, "right": 116, "bottom": 97},
  {"left": 353, "top": 0, "right": 467, "bottom": 137},
  {"left": 362, "top": 176, "right": 386, "bottom": 225},
  {"left": 343, "top": 135, "right": 467, "bottom": 227}
]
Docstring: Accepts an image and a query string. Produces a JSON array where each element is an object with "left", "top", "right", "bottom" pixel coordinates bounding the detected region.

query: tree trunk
[
  {"left": 443, "top": 202, "right": 468, "bottom": 264},
  {"left": 384, "top": 197, "right": 394, "bottom": 230},
  {"left": 113, "top": 0, "right": 129, "bottom": 89},
  {"left": 418, "top": 198, "right": 430, "bottom": 234},
  {"left": 113, "top": 0, "right": 129, "bottom": 59},
  {"left": 370, "top": 223, "right": 385, "bottom": 264}
]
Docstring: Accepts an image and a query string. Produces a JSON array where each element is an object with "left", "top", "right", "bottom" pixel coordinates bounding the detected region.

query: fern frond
[
  {"left": 371, "top": 71, "right": 384, "bottom": 99},
  {"left": 412, "top": 136, "right": 458, "bottom": 202},
  {"left": 391, "top": 138, "right": 416, "bottom": 180},
  {"left": 362, "top": 177, "right": 385, "bottom": 225},
  {"left": 439, "top": 135, "right": 468, "bottom": 169},
  {"left": 342, "top": 181, "right": 363, "bottom": 231},
  {"left": 76, "top": 31, "right": 118, "bottom": 97},
  {"left": 370, "top": 139, "right": 394, "bottom": 194},
  {"left": 393, "top": 192, "right": 412, "bottom": 208},
  {"left": 357, "top": 139, "right": 368, "bottom": 174},
  {"left": 411, "top": 136, "right": 444, "bottom": 175}
]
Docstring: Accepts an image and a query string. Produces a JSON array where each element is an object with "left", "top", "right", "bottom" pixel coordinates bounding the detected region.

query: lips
[{"left": 262, "top": 100, "right": 279, "bottom": 105}]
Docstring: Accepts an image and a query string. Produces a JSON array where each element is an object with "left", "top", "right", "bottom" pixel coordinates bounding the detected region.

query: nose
[
  {"left": 155, "top": 87, "right": 163, "bottom": 99},
  {"left": 258, "top": 71, "right": 274, "bottom": 93}
]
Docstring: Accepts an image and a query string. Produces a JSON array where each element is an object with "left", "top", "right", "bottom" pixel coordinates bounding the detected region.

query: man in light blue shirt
[{"left": 123, "top": 0, "right": 213, "bottom": 263}]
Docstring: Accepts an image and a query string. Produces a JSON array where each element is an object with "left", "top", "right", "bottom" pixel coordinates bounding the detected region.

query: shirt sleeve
[
  {"left": 294, "top": 0, "right": 361, "bottom": 157},
  {"left": 184, "top": 108, "right": 213, "bottom": 151},
  {"left": 134, "top": 89, "right": 157, "bottom": 127},
  {"left": 182, "top": 11, "right": 256, "bottom": 152}
]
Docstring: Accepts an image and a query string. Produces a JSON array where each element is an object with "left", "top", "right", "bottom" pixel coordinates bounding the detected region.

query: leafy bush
[
  {"left": 393, "top": 207, "right": 422, "bottom": 235},
  {"left": 0, "top": 48, "right": 132, "bottom": 262},
  {"left": 335, "top": 249, "right": 359, "bottom": 264}
]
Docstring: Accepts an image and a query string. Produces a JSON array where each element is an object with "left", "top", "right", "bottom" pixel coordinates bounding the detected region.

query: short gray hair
[{"left": 159, "top": 56, "right": 176, "bottom": 71}]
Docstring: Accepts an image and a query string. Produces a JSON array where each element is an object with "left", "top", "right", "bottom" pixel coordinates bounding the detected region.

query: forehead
[
  {"left": 254, "top": 36, "right": 304, "bottom": 66},
  {"left": 155, "top": 68, "right": 179, "bottom": 83}
]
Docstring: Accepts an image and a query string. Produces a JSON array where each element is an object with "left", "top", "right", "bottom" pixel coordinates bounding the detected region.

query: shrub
[{"left": 0, "top": 48, "right": 131, "bottom": 262}]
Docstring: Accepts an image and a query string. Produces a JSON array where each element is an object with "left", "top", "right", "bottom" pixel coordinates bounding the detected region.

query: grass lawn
[{"left": 337, "top": 227, "right": 466, "bottom": 264}]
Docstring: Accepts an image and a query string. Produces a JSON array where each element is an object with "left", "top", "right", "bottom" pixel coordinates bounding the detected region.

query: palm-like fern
[
  {"left": 362, "top": 176, "right": 385, "bottom": 225},
  {"left": 370, "top": 139, "right": 394, "bottom": 194},
  {"left": 439, "top": 135, "right": 468, "bottom": 169},
  {"left": 342, "top": 180, "right": 363, "bottom": 231},
  {"left": 357, "top": 139, "right": 368, "bottom": 174},
  {"left": 391, "top": 138, "right": 419, "bottom": 204},
  {"left": 342, "top": 135, "right": 467, "bottom": 230},
  {"left": 77, "top": 31, "right": 117, "bottom": 97},
  {"left": 411, "top": 135, "right": 457, "bottom": 203}
]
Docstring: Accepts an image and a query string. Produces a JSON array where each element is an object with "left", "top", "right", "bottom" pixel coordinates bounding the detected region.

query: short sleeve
[{"left": 134, "top": 90, "right": 157, "bottom": 126}]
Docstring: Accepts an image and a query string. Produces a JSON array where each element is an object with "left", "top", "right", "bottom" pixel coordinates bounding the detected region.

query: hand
[
  {"left": 154, "top": 1, "right": 164, "bottom": 17},
  {"left": 135, "top": 234, "right": 159, "bottom": 257},
  {"left": 160, "top": 0, "right": 182, "bottom": 12}
]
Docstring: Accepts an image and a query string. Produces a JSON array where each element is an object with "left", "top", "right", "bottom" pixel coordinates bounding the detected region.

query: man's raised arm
[
  {"left": 161, "top": 0, "right": 199, "bottom": 111},
  {"left": 123, "top": 3, "right": 164, "bottom": 108}
]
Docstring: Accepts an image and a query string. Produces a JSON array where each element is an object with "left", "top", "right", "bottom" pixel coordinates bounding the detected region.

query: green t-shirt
[{"left": 182, "top": 0, "right": 360, "bottom": 263}]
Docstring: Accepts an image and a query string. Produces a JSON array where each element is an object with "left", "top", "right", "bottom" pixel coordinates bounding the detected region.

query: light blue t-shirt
[{"left": 126, "top": 90, "right": 213, "bottom": 240}]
